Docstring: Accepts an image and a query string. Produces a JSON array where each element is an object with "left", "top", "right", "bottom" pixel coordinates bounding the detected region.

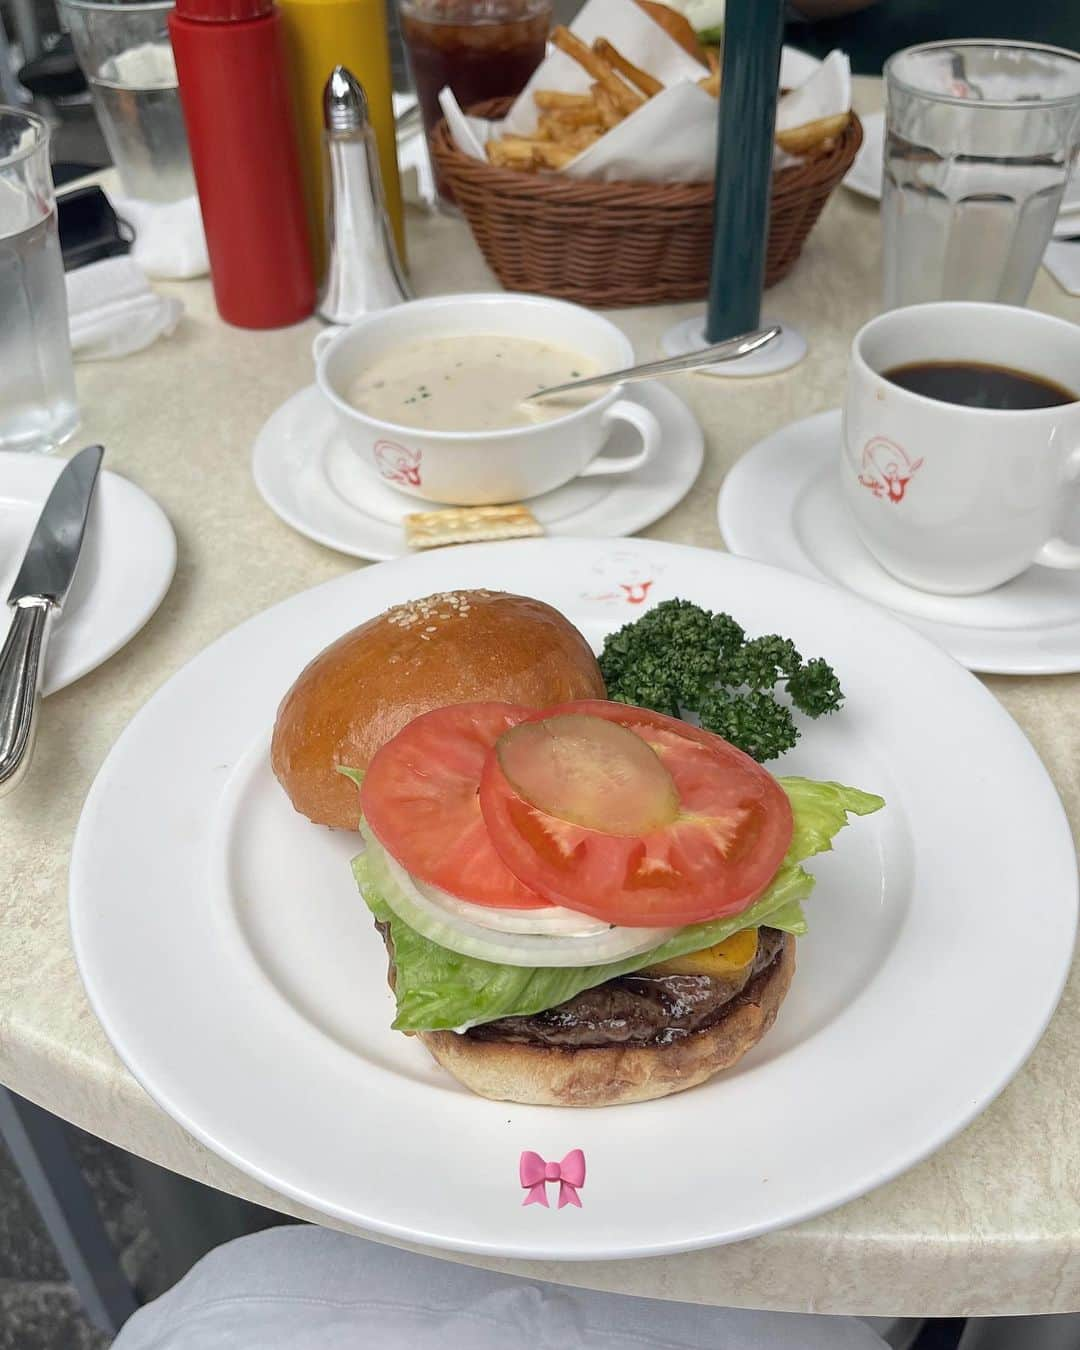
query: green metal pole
[{"left": 705, "top": 0, "right": 786, "bottom": 343}]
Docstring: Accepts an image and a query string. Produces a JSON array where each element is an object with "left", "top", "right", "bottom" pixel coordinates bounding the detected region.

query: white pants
[
  {"left": 958, "top": 1319, "right": 1080, "bottom": 1350},
  {"left": 111, "top": 1225, "right": 895, "bottom": 1350}
]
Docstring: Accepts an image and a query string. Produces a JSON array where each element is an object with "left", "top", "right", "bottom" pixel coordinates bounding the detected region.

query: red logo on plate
[
  {"left": 857, "top": 437, "right": 923, "bottom": 504},
  {"left": 619, "top": 580, "right": 653, "bottom": 605},
  {"left": 583, "top": 554, "right": 662, "bottom": 605},
  {"left": 374, "top": 440, "right": 422, "bottom": 488}
]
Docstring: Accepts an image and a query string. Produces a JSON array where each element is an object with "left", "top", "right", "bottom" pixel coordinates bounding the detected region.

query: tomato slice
[
  {"left": 478, "top": 700, "right": 793, "bottom": 927},
  {"left": 360, "top": 702, "right": 550, "bottom": 909}
]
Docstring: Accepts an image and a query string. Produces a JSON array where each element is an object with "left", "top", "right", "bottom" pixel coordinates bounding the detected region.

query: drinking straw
[{"left": 704, "top": 0, "right": 786, "bottom": 342}]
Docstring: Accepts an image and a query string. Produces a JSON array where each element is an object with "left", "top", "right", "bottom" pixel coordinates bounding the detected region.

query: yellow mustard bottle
[{"left": 279, "top": 0, "right": 405, "bottom": 276}]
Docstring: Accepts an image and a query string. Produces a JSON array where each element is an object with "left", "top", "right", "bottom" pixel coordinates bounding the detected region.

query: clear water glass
[
  {"left": 883, "top": 41, "right": 1080, "bottom": 309},
  {"left": 0, "top": 108, "right": 79, "bottom": 453},
  {"left": 59, "top": 0, "right": 195, "bottom": 204}
]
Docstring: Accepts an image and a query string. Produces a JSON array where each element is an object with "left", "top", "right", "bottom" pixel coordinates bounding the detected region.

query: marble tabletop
[{"left": 2, "top": 80, "right": 1079, "bottom": 1318}]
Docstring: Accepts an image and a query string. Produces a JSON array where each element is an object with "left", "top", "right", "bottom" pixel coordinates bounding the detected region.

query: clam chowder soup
[{"left": 345, "top": 335, "right": 599, "bottom": 432}]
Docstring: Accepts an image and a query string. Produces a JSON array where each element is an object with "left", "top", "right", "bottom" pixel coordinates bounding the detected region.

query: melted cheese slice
[{"left": 640, "top": 928, "right": 759, "bottom": 978}]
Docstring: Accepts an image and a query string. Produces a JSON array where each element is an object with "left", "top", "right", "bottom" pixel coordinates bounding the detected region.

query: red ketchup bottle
[{"left": 169, "top": 0, "right": 315, "bottom": 328}]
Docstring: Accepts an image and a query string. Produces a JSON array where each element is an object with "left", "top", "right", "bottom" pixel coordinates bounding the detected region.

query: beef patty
[{"left": 466, "top": 928, "right": 787, "bottom": 1050}]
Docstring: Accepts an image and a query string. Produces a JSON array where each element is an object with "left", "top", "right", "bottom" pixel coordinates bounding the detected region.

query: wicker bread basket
[{"left": 432, "top": 98, "right": 863, "bottom": 307}]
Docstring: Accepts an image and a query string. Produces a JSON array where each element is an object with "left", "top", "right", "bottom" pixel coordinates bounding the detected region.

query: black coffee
[{"left": 882, "top": 361, "right": 1076, "bottom": 411}]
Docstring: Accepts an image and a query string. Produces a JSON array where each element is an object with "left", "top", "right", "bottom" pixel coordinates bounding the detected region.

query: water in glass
[
  {"left": 88, "top": 41, "right": 194, "bottom": 202},
  {"left": 0, "top": 112, "right": 78, "bottom": 453},
  {"left": 883, "top": 42, "right": 1080, "bottom": 308},
  {"left": 60, "top": 0, "right": 195, "bottom": 204}
]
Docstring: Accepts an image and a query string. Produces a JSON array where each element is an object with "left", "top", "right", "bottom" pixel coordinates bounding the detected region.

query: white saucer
[
  {"left": 0, "top": 452, "right": 176, "bottom": 696},
  {"left": 252, "top": 384, "right": 704, "bottom": 560},
  {"left": 718, "top": 409, "right": 1080, "bottom": 675}
]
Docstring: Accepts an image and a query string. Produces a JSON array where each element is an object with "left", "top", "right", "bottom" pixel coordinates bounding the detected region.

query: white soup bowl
[{"left": 313, "top": 293, "right": 660, "bottom": 507}]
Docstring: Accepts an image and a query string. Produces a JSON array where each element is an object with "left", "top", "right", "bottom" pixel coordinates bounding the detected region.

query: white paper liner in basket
[{"left": 439, "top": 0, "right": 851, "bottom": 184}]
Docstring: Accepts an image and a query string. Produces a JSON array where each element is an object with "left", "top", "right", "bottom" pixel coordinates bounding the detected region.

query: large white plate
[
  {"left": 0, "top": 452, "right": 176, "bottom": 695},
  {"left": 70, "top": 539, "right": 1077, "bottom": 1260}
]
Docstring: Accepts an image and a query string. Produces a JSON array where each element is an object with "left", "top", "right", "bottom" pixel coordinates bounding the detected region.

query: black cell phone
[{"left": 57, "top": 186, "right": 134, "bottom": 271}]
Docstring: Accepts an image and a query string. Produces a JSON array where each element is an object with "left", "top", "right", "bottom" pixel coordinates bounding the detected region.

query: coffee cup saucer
[
  {"left": 718, "top": 408, "right": 1080, "bottom": 675},
  {"left": 253, "top": 383, "right": 703, "bottom": 562}
]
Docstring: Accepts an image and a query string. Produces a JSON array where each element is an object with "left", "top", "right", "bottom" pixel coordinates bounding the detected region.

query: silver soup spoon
[{"left": 524, "top": 326, "right": 781, "bottom": 403}]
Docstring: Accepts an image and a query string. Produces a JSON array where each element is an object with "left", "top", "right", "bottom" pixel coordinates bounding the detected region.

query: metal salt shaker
[{"left": 318, "top": 66, "right": 412, "bottom": 325}]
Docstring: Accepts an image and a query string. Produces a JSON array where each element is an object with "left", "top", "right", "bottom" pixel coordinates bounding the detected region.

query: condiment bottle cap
[{"left": 173, "top": 0, "right": 273, "bottom": 22}]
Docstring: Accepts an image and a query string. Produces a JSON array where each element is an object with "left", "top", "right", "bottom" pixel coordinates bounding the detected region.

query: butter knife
[{"left": 0, "top": 445, "right": 104, "bottom": 796}]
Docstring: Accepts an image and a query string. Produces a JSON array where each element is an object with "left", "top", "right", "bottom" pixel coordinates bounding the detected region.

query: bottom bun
[{"left": 419, "top": 936, "right": 795, "bottom": 1107}]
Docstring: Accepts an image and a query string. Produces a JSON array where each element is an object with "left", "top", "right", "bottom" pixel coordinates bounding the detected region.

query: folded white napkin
[
  {"left": 110, "top": 192, "right": 209, "bottom": 280},
  {"left": 394, "top": 93, "right": 437, "bottom": 210},
  {"left": 66, "top": 256, "right": 184, "bottom": 361},
  {"left": 1051, "top": 197, "right": 1080, "bottom": 239},
  {"left": 774, "top": 49, "right": 851, "bottom": 167}
]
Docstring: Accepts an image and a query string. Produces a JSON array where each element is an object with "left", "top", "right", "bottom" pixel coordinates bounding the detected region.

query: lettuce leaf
[
  {"left": 356, "top": 850, "right": 813, "bottom": 1032},
  {"left": 353, "top": 777, "right": 883, "bottom": 1032},
  {"left": 781, "top": 778, "right": 885, "bottom": 860}
]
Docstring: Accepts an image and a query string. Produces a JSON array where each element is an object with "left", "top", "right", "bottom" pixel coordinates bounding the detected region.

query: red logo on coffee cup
[{"left": 857, "top": 437, "right": 923, "bottom": 504}]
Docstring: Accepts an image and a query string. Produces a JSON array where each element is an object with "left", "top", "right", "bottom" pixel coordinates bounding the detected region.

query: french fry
[
  {"left": 775, "top": 110, "right": 850, "bottom": 155},
  {"left": 535, "top": 123, "right": 598, "bottom": 153},
  {"left": 486, "top": 137, "right": 540, "bottom": 169},
  {"left": 537, "top": 113, "right": 565, "bottom": 141},
  {"left": 707, "top": 48, "right": 720, "bottom": 75},
  {"left": 501, "top": 27, "right": 680, "bottom": 172},
  {"left": 533, "top": 89, "right": 597, "bottom": 110},
  {"left": 487, "top": 133, "right": 594, "bottom": 172},
  {"left": 563, "top": 126, "right": 602, "bottom": 152},
  {"left": 531, "top": 141, "right": 582, "bottom": 170},
  {"left": 593, "top": 37, "right": 663, "bottom": 98},
  {"left": 550, "top": 25, "right": 644, "bottom": 116},
  {"left": 538, "top": 105, "right": 603, "bottom": 135},
  {"left": 591, "top": 82, "right": 623, "bottom": 129}
]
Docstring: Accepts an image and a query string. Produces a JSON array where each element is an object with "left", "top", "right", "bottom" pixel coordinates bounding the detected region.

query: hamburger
[{"left": 273, "top": 589, "right": 882, "bottom": 1107}]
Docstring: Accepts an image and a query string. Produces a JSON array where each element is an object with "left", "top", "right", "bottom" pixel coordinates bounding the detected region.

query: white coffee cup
[
  {"left": 841, "top": 302, "right": 1080, "bottom": 595},
  {"left": 313, "top": 293, "right": 661, "bottom": 507}
]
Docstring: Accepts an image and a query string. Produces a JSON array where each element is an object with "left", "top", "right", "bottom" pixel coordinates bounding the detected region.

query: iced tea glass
[{"left": 400, "top": 0, "right": 551, "bottom": 200}]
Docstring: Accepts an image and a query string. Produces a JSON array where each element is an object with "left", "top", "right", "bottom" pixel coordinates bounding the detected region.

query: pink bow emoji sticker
[{"left": 519, "top": 1149, "right": 586, "bottom": 1208}]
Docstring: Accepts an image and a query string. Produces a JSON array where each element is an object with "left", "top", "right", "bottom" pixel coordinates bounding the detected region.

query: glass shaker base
[
  {"left": 0, "top": 407, "right": 81, "bottom": 456},
  {"left": 661, "top": 314, "right": 808, "bottom": 377}
]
